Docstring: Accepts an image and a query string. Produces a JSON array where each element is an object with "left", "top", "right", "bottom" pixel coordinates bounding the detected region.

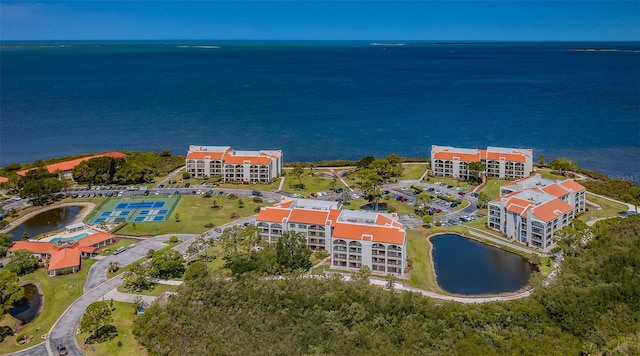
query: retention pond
[
  {"left": 431, "top": 233, "right": 533, "bottom": 295},
  {"left": 5, "top": 206, "right": 83, "bottom": 241},
  {"left": 10, "top": 283, "right": 43, "bottom": 324}
]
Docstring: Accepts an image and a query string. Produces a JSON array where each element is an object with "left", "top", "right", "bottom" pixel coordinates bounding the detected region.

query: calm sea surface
[{"left": 1, "top": 41, "right": 639, "bottom": 179}]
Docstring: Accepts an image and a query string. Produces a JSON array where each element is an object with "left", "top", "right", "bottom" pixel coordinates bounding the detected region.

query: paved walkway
[
  {"left": 467, "top": 228, "right": 545, "bottom": 256},
  {"left": 102, "top": 288, "right": 156, "bottom": 306}
]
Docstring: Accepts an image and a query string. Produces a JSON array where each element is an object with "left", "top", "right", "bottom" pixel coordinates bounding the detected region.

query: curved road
[{"left": 6, "top": 178, "right": 540, "bottom": 356}]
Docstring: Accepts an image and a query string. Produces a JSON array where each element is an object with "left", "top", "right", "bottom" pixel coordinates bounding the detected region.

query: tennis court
[{"left": 89, "top": 197, "right": 180, "bottom": 224}]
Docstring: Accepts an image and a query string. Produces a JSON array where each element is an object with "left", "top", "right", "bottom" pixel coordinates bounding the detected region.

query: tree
[
  {"left": 79, "top": 301, "right": 113, "bottom": 339},
  {"left": 352, "top": 265, "right": 371, "bottom": 284},
  {"left": 276, "top": 231, "right": 312, "bottom": 273},
  {"left": 220, "top": 225, "right": 263, "bottom": 276},
  {"left": 329, "top": 178, "right": 337, "bottom": 192},
  {"left": 477, "top": 192, "right": 491, "bottom": 209},
  {"left": 5, "top": 250, "right": 40, "bottom": 276},
  {"left": 422, "top": 214, "right": 434, "bottom": 227},
  {"left": 184, "top": 261, "right": 210, "bottom": 283},
  {"left": 159, "top": 149, "right": 171, "bottom": 157},
  {"left": 148, "top": 249, "right": 185, "bottom": 279},
  {"left": 0, "top": 233, "right": 13, "bottom": 257},
  {"left": 122, "top": 261, "right": 152, "bottom": 291},
  {"left": 356, "top": 156, "right": 375, "bottom": 169},
  {"left": 0, "top": 270, "right": 24, "bottom": 316},
  {"left": 182, "top": 171, "right": 191, "bottom": 179},
  {"left": 107, "top": 262, "right": 119, "bottom": 273},
  {"left": 385, "top": 273, "right": 397, "bottom": 290},
  {"left": 467, "top": 161, "right": 485, "bottom": 182},
  {"left": 291, "top": 165, "right": 305, "bottom": 188},
  {"left": 550, "top": 157, "right": 578, "bottom": 174},
  {"left": 538, "top": 155, "right": 545, "bottom": 166},
  {"left": 22, "top": 232, "right": 29, "bottom": 241}
]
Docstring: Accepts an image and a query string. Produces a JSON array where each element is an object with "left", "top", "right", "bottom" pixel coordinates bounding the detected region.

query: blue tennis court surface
[{"left": 89, "top": 197, "right": 179, "bottom": 224}]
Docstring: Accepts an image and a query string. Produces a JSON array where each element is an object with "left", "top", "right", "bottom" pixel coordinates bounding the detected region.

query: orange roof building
[
  {"left": 431, "top": 145, "right": 533, "bottom": 180},
  {"left": 186, "top": 145, "right": 282, "bottom": 184},
  {"left": 7, "top": 231, "right": 116, "bottom": 276},
  {"left": 256, "top": 197, "right": 406, "bottom": 276},
  {"left": 488, "top": 176, "right": 586, "bottom": 251},
  {"left": 17, "top": 152, "right": 126, "bottom": 177}
]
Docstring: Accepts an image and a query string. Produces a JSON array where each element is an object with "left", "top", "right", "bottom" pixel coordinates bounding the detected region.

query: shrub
[
  {"left": 0, "top": 326, "right": 13, "bottom": 343},
  {"left": 204, "top": 223, "right": 215, "bottom": 228},
  {"left": 182, "top": 171, "right": 191, "bottom": 179},
  {"left": 202, "top": 192, "right": 212, "bottom": 198},
  {"left": 169, "top": 236, "right": 179, "bottom": 243},
  {"left": 146, "top": 249, "right": 155, "bottom": 258},
  {"left": 252, "top": 197, "right": 263, "bottom": 203},
  {"left": 228, "top": 194, "right": 238, "bottom": 200},
  {"left": 315, "top": 250, "right": 329, "bottom": 260}
]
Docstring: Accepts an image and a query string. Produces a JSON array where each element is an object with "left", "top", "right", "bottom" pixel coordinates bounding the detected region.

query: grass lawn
[
  {"left": 480, "top": 179, "right": 509, "bottom": 199},
  {"left": 117, "top": 195, "right": 266, "bottom": 236},
  {"left": 579, "top": 193, "right": 628, "bottom": 222},
  {"left": 75, "top": 301, "right": 148, "bottom": 356},
  {"left": 406, "top": 229, "right": 447, "bottom": 293},
  {"left": 534, "top": 168, "right": 567, "bottom": 181},
  {"left": 281, "top": 168, "right": 346, "bottom": 196},
  {"left": 425, "top": 176, "right": 478, "bottom": 192},
  {"left": 0, "top": 259, "right": 98, "bottom": 353},
  {"left": 400, "top": 163, "right": 428, "bottom": 180}
]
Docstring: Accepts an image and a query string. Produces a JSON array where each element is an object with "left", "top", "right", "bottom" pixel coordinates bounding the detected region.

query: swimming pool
[{"left": 50, "top": 232, "right": 89, "bottom": 243}]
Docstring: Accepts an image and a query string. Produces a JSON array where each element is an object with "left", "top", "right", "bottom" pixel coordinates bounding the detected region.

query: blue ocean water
[{"left": 1, "top": 41, "right": 639, "bottom": 179}]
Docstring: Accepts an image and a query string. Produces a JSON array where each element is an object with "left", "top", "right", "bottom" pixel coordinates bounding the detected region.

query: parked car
[
  {"left": 113, "top": 247, "right": 127, "bottom": 255},
  {"left": 252, "top": 190, "right": 262, "bottom": 196},
  {"left": 57, "top": 344, "right": 68, "bottom": 356}
]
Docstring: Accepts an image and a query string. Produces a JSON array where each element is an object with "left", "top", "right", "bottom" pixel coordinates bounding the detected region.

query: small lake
[
  {"left": 10, "top": 284, "right": 43, "bottom": 324},
  {"left": 431, "top": 233, "right": 533, "bottom": 295},
  {"left": 5, "top": 206, "right": 83, "bottom": 241}
]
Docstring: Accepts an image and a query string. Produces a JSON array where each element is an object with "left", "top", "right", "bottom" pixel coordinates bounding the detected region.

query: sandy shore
[{"left": 0, "top": 201, "right": 96, "bottom": 233}]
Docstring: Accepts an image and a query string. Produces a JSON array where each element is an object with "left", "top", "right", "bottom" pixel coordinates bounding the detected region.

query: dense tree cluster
[
  {"left": 5, "top": 250, "right": 41, "bottom": 276},
  {"left": 0, "top": 270, "right": 24, "bottom": 316},
  {"left": 352, "top": 154, "right": 404, "bottom": 206},
  {"left": 133, "top": 217, "right": 640, "bottom": 355}
]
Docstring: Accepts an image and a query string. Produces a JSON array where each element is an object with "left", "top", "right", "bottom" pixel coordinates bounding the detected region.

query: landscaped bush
[
  {"left": 0, "top": 326, "right": 13, "bottom": 342},
  {"left": 204, "top": 223, "right": 215, "bottom": 228},
  {"left": 169, "top": 236, "right": 179, "bottom": 243},
  {"left": 252, "top": 197, "right": 263, "bottom": 203}
]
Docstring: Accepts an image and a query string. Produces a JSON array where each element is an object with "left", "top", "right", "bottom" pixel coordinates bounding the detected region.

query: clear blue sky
[{"left": 1, "top": 1, "right": 638, "bottom": 41}]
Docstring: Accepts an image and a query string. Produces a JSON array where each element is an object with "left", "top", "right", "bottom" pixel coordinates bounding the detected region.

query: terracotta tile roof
[
  {"left": 560, "top": 180, "right": 585, "bottom": 192},
  {"left": 541, "top": 184, "right": 569, "bottom": 198},
  {"left": 289, "top": 209, "right": 330, "bottom": 225},
  {"left": 78, "top": 232, "right": 114, "bottom": 247},
  {"left": 256, "top": 208, "right": 291, "bottom": 223},
  {"left": 485, "top": 151, "right": 526, "bottom": 163},
  {"left": 533, "top": 198, "right": 574, "bottom": 222},
  {"left": 332, "top": 222, "right": 405, "bottom": 245},
  {"left": 505, "top": 197, "right": 534, "bottom": 215},
  {"left": 327, "top": 209, "right": 342, "bottom": 226},
  {"left": 17, "top": 152, "right": 126, "bottom": 176},
  {"left": 8, "top": 241, "right": 58, "bottom": 255},
  {"left": 224, "top": 155, "right": 271, "bottom": 165},
  {"left": 433, "top": 151, "right": 481, "bottom": 162},
  {"left": 78, "top": 246, "right": 98, "bottom": 254},
  {"left": 186, "top": 150, "right": 228, "bottom": 160},
  {"left": 0, "top": 176, "right": 8, "bottom": 183},
  {"left": 48, "top": 248, "right": 81, "bottom": 271}
]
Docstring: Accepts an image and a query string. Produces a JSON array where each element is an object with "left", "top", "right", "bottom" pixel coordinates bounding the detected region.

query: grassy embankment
[
  {"left": 399, "top": 163, "right": 428, "bottom": 180},
  {"left": 0, "top": 259, "right": 98, "bottom": 353},
  {"left": 74, "top": 301, "right": 148, "bottom": 356}
]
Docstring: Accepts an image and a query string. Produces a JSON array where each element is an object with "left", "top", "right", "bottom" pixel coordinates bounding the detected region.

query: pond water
[
  {"left": 10, "top": 284, "right": 43, "bottom": 324},
  {"left": 431, "top": 233, "right": 533, "bottom": 295},
  {"left": 360, "top": 202, "right": 388, "bottom": 211},
  {"left": 5, "top": 206, "right": 83, "bottom": 241}
]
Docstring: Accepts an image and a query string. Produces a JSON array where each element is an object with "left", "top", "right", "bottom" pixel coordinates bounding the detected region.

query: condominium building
[
  {"left": 431, "top": 145, "right": 533, "bottom": 180},
  {"left": 487, "top": 174, "right": 586, "bottom": 251},
  {"left": 186, "top": 145, "right": 283, "bottom": 184},
  {"left": 256, "top": 197, "right": 406, "bottom": 276}
]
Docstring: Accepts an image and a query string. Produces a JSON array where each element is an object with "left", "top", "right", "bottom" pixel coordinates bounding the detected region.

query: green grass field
[
  {"left": 75, "top": 301, "right": 148, "bottom": 356},
  {"left": 117, "top": 195, "right": 267, "bottom": 236},
  {"left": 0, "top": 259, "right": 98, "bottom": 353},
  {"left": 479, "top": 179, "right": 508, "bottom": 199},
  {"left": 280, "top": 167, "right": 347, "bottom": 196},
  {"left": 399, "top": 163, "right": 428, "bottom": 180},
  {"left": 579, "top": 193, "right": 628, "bottom": 222}
]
